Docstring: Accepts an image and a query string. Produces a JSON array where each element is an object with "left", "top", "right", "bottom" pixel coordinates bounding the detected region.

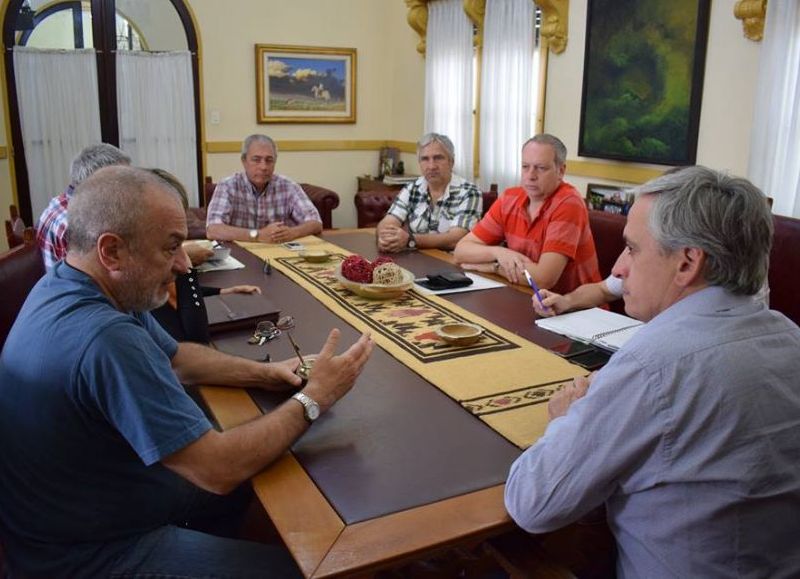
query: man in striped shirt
[
  {"left": 454, "top": 134, "right": 601, "bottom": 295},
  {"left": 376, "top": 133, "right": 482, "bottom": 252},
  {"left": 35, "top": 143, "right": 131, "bottom": 270},
  {"left": 206, "top": 134, "right": 322, "bottom": 243}
]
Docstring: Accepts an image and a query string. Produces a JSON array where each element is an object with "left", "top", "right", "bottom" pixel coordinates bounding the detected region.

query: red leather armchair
[
  {"left": 299, "top": 183, "right": 341, "bottom": 230},
  {"left": 0, "top": 239, "right": 45, "bottom": 350},
  {"left": 187, "top": 177, "right": 341, "bottom": 239},
  {"left": 587, "top": 210, "right": 627, "bottom": 314},
  {"left": 354, "top": 183, "right": 499, "bottom": 229},
  {"left": 768, "top": 213, "right": 800, "bottom": 326},
  {"left": 586, "top": 208, "right": 800, "bottom": 326},
  {"left": 587, "top": 210, "right": 626, "bottom": 280}
]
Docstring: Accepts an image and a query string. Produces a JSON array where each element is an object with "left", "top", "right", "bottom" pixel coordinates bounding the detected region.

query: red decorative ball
[{"left": 341, "top": 255, "right": 374, "bottom": 283}]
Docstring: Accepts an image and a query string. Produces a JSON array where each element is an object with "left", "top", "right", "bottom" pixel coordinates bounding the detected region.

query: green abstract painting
[{"left": 578, "top": 0, "right": 710, "bottom": 165}]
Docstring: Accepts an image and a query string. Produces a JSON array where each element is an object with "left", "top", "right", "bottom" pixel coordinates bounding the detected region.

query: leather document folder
[{"left": 204, "top": 293, "right": 280, "bottom": 335}]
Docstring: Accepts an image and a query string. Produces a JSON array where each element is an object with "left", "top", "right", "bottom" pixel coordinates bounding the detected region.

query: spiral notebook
[{"left": 535, "top": 307, "right": 643, "bottom": 352}]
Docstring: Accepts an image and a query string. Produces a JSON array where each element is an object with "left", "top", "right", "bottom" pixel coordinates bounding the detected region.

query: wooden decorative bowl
[
  {"left": 300, "top": 250, "right": 331, "bottom": 263},
  {"left": 436, "top": 323, "right": 484, "bottom": 346},
  {"left": 334, "top": 264, "right": 415, "bottom": 300}
]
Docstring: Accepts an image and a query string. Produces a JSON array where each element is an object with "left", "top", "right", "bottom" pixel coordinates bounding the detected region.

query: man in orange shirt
[{"left": 454, "top": 134, "right": 601, "bottom": 295}]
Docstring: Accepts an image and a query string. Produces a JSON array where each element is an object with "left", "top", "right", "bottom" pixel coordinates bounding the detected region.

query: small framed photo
[
  {"left": 256, "top": 44, "right": 356, "bottom": 124},
  {"left": 378, "top": 147, "right": 400, "bottom": 177},
  {"left": 586, "top": 183, "right": 634, "bottom": 215}
]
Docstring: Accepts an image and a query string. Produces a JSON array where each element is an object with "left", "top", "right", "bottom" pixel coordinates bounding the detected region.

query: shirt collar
[
  {"left": 243, "top": 172, "right": 271, "bottom": 197},
  {"left": 646, "top": 285, "right": 754, "bottom": 331},
  {"left": 421, "top": 173, "right": 464, "bottom": 200}
]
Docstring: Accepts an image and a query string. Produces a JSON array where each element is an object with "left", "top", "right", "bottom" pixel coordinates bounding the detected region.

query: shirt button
[
  {"left": 188, "top": 277, "right": 194, "bottom": 282},
  {"left": 195, "top": 301, "right": 201, "bottom": 306},
  {"left": 192, "top": 293, "right": 198, "bottom": 298}
]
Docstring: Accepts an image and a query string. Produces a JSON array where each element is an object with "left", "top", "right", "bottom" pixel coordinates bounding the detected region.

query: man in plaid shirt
[
  {"left": 35, "top": 144, "right": 131, "bottom": 270},
  {"left": 376, "top": 133, "right": 482, "bottom": 253},
  {"left": 206, "top": 134, "right": 322, "bottom": 243}
]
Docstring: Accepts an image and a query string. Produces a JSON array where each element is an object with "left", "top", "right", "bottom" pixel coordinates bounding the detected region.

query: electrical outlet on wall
[{"left": 210, "top": 110, "right": 220, "bottom": 125}]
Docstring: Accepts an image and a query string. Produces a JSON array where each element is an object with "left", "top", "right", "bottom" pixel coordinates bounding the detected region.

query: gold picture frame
[{"left": 255, "top": 44, "right": 356, "bottom": 124}]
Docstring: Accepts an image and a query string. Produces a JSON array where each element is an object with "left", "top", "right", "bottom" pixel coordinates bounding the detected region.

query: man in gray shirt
[{"left": 505, "top": 166, "right": 800, "bottom": 578}]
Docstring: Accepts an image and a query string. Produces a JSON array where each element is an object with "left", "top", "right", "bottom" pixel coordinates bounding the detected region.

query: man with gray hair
[
  {"left": 505, "top": 166, "right": 800, "bottom": 578},
  {"left": 0, "top": 166, "right": 373, "bottom": 576},
  {"left": 35, "top": 142, "right": 131, "bottom": 269},
  {"left": 206, "top": 133, "right": 322, "bottom": 243},
  {"left": 376, "top": 132, "right": 482, "bottom": 252}
]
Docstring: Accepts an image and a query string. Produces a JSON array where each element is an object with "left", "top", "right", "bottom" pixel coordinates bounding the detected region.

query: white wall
[
  {"left": 0, "top": 0, "right": 765, "bottom": 249},
  {"left": 189, "top": 0, "right": 425, "bottom": 227}
]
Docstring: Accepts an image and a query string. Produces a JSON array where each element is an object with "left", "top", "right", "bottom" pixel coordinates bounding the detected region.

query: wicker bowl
[{"left": 334, "top": 264, "right": 415, "bottom": 300}]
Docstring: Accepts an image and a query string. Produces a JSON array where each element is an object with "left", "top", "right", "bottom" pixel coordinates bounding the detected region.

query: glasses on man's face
[{"left": 248, "top": 315, "right": 295, "bottom": 346}]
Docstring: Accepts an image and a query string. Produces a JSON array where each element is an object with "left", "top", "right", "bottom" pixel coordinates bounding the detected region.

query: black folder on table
[{"left": 204, "top": 293, "right": 280, "bottom": 335}]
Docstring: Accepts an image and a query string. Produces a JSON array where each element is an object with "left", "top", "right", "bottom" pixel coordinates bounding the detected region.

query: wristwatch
[
  {"left": 407, "top": 231, "right": 417, "bottom": 250},
  {"left": 249, "top": 229, "right": 258, "bottom": 241},
  {"left": 292, "top": 392, "right": 321, "bottom": 423}
]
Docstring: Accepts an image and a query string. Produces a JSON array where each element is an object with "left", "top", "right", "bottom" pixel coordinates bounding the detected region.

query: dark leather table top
[{"left": 202, "top": 235, "right": 536, "bottom": 525}]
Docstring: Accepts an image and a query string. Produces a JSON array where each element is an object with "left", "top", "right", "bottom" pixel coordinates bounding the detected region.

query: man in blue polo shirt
[{"left": 0, "top": 166, "right": 373, "bottom": 577}]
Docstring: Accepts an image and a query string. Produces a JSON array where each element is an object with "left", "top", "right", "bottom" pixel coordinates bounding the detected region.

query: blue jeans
[
  {"left": 108, "top": 525, "right": 302, "bottom": 579},
  {"left": 106, "top": 484, "right": 302, "bottom": 579}
]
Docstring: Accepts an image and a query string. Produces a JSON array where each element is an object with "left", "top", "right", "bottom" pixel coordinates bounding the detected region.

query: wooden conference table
[{"left": 198, "top": 230, "right": 576, "bottom": 578}]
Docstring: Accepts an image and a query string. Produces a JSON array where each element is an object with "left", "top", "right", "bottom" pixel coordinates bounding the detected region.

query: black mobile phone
[
  {"left": 551, "top": 340, "right": 595, "bottom": 359},
  {"left": 569, "top": 349, "right": 611, "bottom": 371},
  {"left": 417, "top": 272, "right": 473, "bottom": 290}
]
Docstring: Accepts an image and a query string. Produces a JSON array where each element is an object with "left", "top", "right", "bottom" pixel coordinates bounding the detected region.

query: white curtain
[
  {"left": 424, "top": 0, "right": 474, "bottom": 178},
  {"left": 748, "top": 2, "right": 800, "bottom": 218},
  {"left": 479, "top": 0, "right": 537, "bottom": 192},
  {"left": 14, "top": 47, "right": 102, "bottom": 220},
  {"left": 117, "top": 51, "right": 198, "bottom": 206}
]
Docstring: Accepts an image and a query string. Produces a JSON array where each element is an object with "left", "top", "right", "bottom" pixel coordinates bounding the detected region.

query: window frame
[{"left": 2, "top": 0, "right": 203, "bottom": 224}]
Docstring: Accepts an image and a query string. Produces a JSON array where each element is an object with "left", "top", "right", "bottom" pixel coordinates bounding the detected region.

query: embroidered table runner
[{"left": 239, "top": 237, "right": 585, "bottom": 448}]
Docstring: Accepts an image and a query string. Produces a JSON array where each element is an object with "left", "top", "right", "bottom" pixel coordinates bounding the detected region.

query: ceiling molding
[
  {"left": 463, "top": 0, "right": 486, "bottom": 47},
  {"left": 537, "top": 0, "right": 569, "bottom": 54},
  {"left": 405, "top": 0, "right": 429, "bottom": 54},
  {"left": 734, "top": 0, "right": 766, "bottom": 41}
]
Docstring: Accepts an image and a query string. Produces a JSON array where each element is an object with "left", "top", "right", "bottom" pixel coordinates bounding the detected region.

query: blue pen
[{"left": 524, "top": 269, "right": 550, "bottom": 312}]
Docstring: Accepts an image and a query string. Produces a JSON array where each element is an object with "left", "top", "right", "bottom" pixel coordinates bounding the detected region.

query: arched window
[{"left": 3, "top": 0, "right": 202, "bottom": 224}]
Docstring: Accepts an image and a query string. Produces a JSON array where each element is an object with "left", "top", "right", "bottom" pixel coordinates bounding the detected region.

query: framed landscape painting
[
  {"left": 578, "top": 0, "right": 711, "bottom": 165},
  {"left": 256, "top": 44, "right": 356, "bottom": 124}
]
